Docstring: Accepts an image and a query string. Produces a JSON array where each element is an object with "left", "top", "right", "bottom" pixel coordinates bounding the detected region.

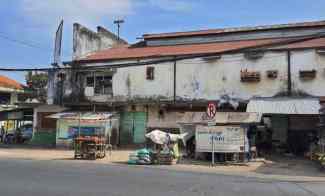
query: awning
[
  {"left": 246, "top": 98, "right": 321, "bottom": 115},
  {"left": 214, "top": 112, "right": 262, "bottom": 124},
  {"left": 178, "top": 112, "right": 262, "bottom": 124},
  {"left": 47, "top": 112, "right": 115, "bottom": 120}
]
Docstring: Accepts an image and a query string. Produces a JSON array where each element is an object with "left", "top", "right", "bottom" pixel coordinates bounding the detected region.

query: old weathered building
[
  {"left": 49, "top": 21, "right": 325, "bottom": 150},
  {"left": 0, "top": 75, "right": 32, "bottom": 134}
]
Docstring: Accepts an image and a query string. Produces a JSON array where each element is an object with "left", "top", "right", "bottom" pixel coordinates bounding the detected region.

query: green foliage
[{"left": 25, "top": 71, "right": 48, "bottom": 103}]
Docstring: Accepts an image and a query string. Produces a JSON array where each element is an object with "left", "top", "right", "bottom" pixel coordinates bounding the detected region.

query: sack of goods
[{"left": 127, "top": 148, "right": 153, "bottom": 165}]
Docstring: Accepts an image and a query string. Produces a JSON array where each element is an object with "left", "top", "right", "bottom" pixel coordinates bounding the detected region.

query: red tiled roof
[
  {"left": 0, "top": 75, "right": 23, "bottom": 90},
  {"left": 143, "top": 20, "right": 325, "bottom": 39},
  {"left": 81, "top": 38, "right": 289, "bottom": 62}
]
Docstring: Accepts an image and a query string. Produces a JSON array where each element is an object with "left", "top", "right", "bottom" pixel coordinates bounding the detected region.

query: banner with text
[{"left": 196, "top": 125, "right": 248, "bottom": 153}]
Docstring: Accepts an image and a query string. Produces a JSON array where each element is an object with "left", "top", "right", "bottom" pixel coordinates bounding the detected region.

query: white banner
[{"left": 196, "top": 125, "right": 248, "bottom": 153}]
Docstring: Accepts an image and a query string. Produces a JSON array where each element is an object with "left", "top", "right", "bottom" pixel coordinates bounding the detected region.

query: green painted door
[
  {"left": 120, "top": 112, "right": 134, "bottom": 145},
  {"left": 133, "top": 112, "right": 147, "bottom": 143},
  {"left": 120, "top": 112, "right": 147, "bottom": 144}
]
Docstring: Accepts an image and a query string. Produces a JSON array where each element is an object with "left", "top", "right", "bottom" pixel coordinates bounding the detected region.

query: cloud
[
  {"left": 21, "top": 0, "right": 132, "bottom": 27},
  {"left": 147, "top": 0, "right": 194, "bottom": 12},
  {"left": 20, "top": 0, "right": 194, "bottom": 28}
]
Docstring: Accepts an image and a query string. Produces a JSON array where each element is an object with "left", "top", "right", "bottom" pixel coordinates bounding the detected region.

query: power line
[
  {"left": 0, "top": 31, "right": 71, "bottom": 56},
  {"left": 0, "top": 31, "right": 48, "bottom": 51},
  {"left": 0, "top": 52, "right": 295, "bottom": 72},
  {"left": 1, "top": 32, "right": 324, "bottom": 72}
]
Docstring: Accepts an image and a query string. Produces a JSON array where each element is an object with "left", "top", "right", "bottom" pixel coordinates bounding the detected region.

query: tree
[{"left": 25, "top": 71, "right": 48, "bottom": 103}]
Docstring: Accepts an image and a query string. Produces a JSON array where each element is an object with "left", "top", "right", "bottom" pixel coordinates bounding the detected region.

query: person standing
[{"left": 0, "top": 126, "right": 5, "bottom": 143}]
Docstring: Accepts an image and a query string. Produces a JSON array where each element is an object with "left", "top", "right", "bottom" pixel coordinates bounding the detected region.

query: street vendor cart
[{"left": 74, "top": 136, "right": 106, "bottom": 160}]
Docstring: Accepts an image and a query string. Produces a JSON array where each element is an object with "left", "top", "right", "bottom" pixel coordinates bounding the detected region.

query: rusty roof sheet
[
  {"left": 143, "top": 20, "right": 325, "bottom": 39},
  {"left": 79, "top": 36, "right": 325, "bottom": 62},
  {"left": 269, "top": 37, "right": 325, "bottom": 50},
  {"left": 80, "top": 38, "right": 289, "bottom": 62},
  {"left": 0, "top": 75, "right": 23, "bottom": 90}
]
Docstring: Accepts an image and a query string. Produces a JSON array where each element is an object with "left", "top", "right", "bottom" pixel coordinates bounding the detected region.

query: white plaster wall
[
  {"left": 113, "top": 62, "right": 174, "bottom": 99},
  {"left": 83, "top": 50, "right": 325, "bottom": 102},
  {"left": 9, "top": 93, "right": 18, "bottom": 104},
  {"left": 147, "top": 106, "right": 185, "bottom": 128},
  {"left": 291, "top": 49, "right": 325, "bottom": 96},
  {"left": 176, "top": 52, "right": 288, "bottom": 100}
]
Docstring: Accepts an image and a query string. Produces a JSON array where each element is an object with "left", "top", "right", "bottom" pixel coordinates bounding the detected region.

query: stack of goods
[
  {"left": 128, "top": 148, "right": 153, "bottom": 165},
  {"left": 157, "top": 146, "right": 177, "bottom": 165}
]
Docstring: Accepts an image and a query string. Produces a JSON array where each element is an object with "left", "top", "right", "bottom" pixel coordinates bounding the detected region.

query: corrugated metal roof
[
  {"left": 246, "top": 98, "right": 321, "bottom": 114},
  {"left": 78, "top": 36, "right": 325, "bottom": 63},
  {"left": 0, "top": 75, "right": 23, "bottom": 90},
  {"left": 270, "top": 37, "right": 325, "bottom": 50},
  {"left": 80, "top": 38, "right": 289, "bottom": 62},
  {"left": 143, "top": 20, "right": 325, "bottom": 39}
]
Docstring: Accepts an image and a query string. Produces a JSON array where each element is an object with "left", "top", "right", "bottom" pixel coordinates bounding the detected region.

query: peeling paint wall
[
  {"left": 73, "top": 23, "right": 124, "bottom": 60},
  {"left": 58, "top": 50, "right": 325, "bottom": 104},
  {"left": 176, "top": 52, "right": 288, "bottom": 100},
  {"left": 110, "top": 51, "right": 288, "bottom": 101},
  {"left": 147, "top": 105, "right": 185, "bottom": 128},
  {"left": 113, "top": 62, "right": 174, "bottom": 100},
  {"left": 291, "top": 49, "right": 325, "bottom": 96}
]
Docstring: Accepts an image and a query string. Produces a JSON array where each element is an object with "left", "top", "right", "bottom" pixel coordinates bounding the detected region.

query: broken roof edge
[
  {"left": 97, "top": 26, "right": 128, "bottom": 44},
  {"left": 143, "top": 20, "right": 325, "bottom": 39}
]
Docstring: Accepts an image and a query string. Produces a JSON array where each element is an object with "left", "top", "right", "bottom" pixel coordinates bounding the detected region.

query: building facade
[{"left": 49, "top": 21, "right": 325, "bottom": 150}]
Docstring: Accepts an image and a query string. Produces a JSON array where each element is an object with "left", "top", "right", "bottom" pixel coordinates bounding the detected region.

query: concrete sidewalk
[{"left": 0, "top": 147, "right": 324, "bottom": 182}]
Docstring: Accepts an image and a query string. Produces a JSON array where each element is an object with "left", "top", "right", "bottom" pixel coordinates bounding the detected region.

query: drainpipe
[
  {"left": 287, "top": 50, "right": 292, "bottom": 96},
  {"left": 173, "top": 59, "right": 177, "bottom": 103},
  {"left": 286, "top": 50, "right": 292, "bottom": 147}
]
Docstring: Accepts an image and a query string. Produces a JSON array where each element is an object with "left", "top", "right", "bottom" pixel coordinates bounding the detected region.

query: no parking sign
[{"left": 206, "top": 102, "right": 217, "bottom": 119}]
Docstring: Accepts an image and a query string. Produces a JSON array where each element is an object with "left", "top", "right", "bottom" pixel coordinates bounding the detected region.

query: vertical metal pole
[
  {"left": 78, "top": 112, "right": 81, "bottom": 137},
  {"left": 287, "top": 50, "right": 292, "bottom": 96},
  {"left": 173, "top": 60, "right": 177, "bottom": 102},
  {"left": 117, "top": 23, "right": 120, "bottom": 41},
  {"left": 243, "top": 128, "right": 246, "bottom": 163},
  {"left": 212, "top": 135, "right": 215, "bottom": 166}
]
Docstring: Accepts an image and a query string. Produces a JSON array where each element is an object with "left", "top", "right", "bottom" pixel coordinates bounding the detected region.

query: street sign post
[{"left": 206, "top": 102, "right": 217, "bottom": 119}]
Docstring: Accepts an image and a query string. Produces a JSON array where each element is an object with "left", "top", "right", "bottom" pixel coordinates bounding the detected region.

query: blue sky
[{"left": 1, "top": 0, "right": 325, "bottom": 84}]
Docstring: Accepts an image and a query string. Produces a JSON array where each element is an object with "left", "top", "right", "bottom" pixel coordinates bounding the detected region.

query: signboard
[
  {"left": 53, "top": 20, "right": 63, "bottom": 65},
  {"left": 7, "top": 111, "right": 23, "bottom": 120},
  {"left": 196, "top": 125, "right": 248, "bottom": 153},
  {"left": 67, "top": 126, "right": 105, "bottom": 139},
  {"left": 206, "top": 102, "right": 217, "bottom": 119}
]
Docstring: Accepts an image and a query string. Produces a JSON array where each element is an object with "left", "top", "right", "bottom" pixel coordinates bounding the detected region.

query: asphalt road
[{"left": 0, "top": 157, "right": 324, "bottom": 196}]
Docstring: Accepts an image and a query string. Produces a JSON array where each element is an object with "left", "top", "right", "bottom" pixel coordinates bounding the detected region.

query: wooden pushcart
[{"left": 74, "top": 136, "right": 106, "bottom": 160}]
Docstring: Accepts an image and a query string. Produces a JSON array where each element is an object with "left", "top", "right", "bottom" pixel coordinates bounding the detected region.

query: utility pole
[{"left": 113, "top": 19, "right": 124, "bottom": 41}]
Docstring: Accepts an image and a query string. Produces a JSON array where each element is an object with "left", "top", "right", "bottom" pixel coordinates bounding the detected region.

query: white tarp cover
[
  {"left": 246, "top": 98, "right": 320, "bottom": 115},
  {"left": 196, "top": 125, "right": 249, "bottom": 153},
  {"left": 145, "top": 130, "right": 186, "bottom": 145}
]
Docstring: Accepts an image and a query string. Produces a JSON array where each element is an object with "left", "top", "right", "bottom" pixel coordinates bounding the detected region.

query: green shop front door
[{"left": 120, "top": 112, "right": 147, "bottom": 144}]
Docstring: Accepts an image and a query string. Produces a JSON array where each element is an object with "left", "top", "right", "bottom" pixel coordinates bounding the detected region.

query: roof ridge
[{"left": 143, "top": 20, "right": 325, "bottom": 39}]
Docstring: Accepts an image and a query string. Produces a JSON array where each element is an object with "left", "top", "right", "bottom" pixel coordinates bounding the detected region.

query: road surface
[{"left": 0, "top": 157, "right": 324, "bottom": 196}]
